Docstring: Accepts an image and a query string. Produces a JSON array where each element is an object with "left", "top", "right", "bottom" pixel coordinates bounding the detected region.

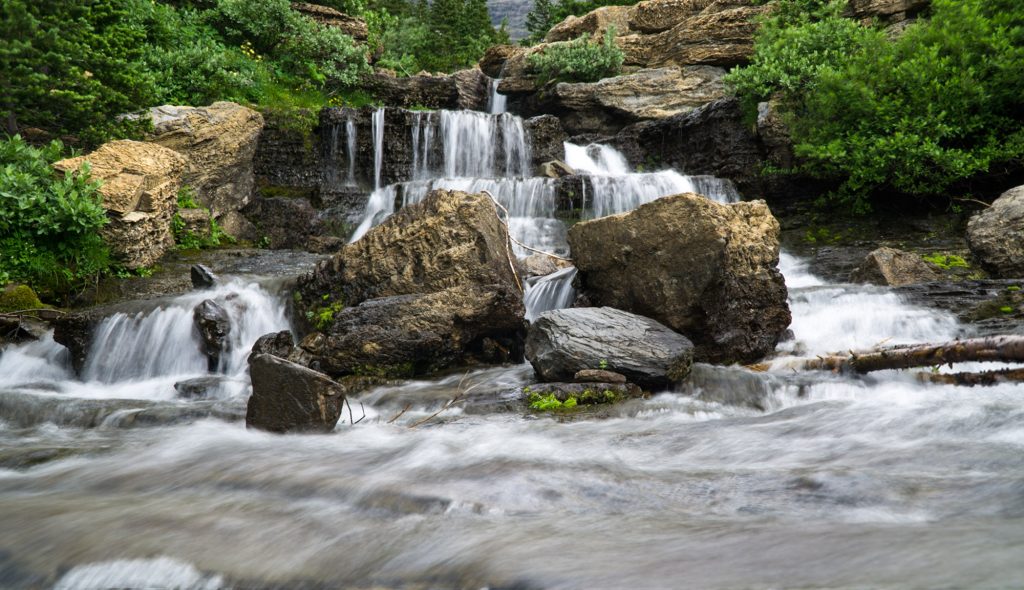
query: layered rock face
[
  {"left": 294, "top": 189, "right": 526, "bottom": 376},
  {"left": 291, "top": 2, "right": 369, "bottom": 41},
  {"left": 967, "top": 186, "right": 1024, "bottom": 278},
  {"left": 365, "top": 69, "right": 490, "bottom": 112},
  {"left": 54, "top": 140, "right": 187, "bottom": 269},
  {"left": 568, "top": 193, "right": 791, "bottom": 364},
  {"left": 526, "top": 307, "right": 694, "bottom": 389},
  {"left": 147, "top": 102, "right": 264, "bottom": 236},
  {"left": 545, "top": 5, "right": 633, "bottom": 42}
]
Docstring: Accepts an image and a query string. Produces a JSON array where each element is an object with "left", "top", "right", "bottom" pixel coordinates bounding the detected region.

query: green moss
[
  {"left": 258, "top": 185, "right": 314, "bottom": 199},
  {"left": 0, "top": 284, "right": 44, "bottom": 313},
  {"left": 304, "top": 297, "right": 345, "bottom": 331},
  {"left": 526, "top": 387, "right": 620, "bottom": 412},
  {"left": 1000, "top": 306, "right": 1014, "bottom": 314},
  {"left": 922, "top": 253, "right": 970, "bottom": 270},
  {"left": 351, "top": 362, "right": 415, "bottom": 379}
]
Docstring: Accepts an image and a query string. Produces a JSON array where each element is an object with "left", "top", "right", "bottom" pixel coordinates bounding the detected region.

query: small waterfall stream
[{"left": 1, "top": 102, "right": 1023, "bottom": 589}]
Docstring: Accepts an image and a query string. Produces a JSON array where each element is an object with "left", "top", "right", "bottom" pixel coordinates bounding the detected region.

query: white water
[
  {"left": 3, "top": 109, "right": 1024, "bottom": 589},
  {"left": 523, "top": 266, "right": 578, "bottom": 322},
  {"left": 372, "top": 107, "right": 384, "bottom": 189},
  {"left": 488, "top": 78, "right": 508, "bottom": 114},
  {"left": 345, "top": 117, "right": 357, "bottom": 186}
]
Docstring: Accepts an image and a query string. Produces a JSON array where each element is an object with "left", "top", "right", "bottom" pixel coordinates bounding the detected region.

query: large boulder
[
  {"left": 295, "top": 189, "right": 526, "bottom": 376},
  {"left": 966, "top": 186, "right": 1024, "bottom": 278},
  {"left": 624, "top": 1, "right": 766, "bottom": 68},
  {"left": 246, "top": 353, "right": 346, "bottom": 433},
  {"left": 147, "top": 102, "right": 264, "bottom": 235},
  {"left": 479, "top": 44, "right": 525, "bottom": 78},
  {"left": 54, "top": 140, "right": 187, "bottom": 269},
  {"left": 526, "top": 307, "right": 694, "bottom": 389},
  {"left": 193, "top": 299, "right": 231, "bottom": 372},
  {"left": 545, "top": 5, "right": 633, "bottom": 42},
  {"left": 568, "top": 193, "right": 790, "bottom": 363},
  {"left": 548, "top": 66, "right": 726, "bottom": 135},
  {"left": 291, "top": 2, "right": 369, "bottom": 41},
  {"left": 365, "top": 69, "right": 489, "bottom": 111},
  {"left": 524, "top": 115, "right": 568, "bottom": 168},
  {"left": 850, "top": 247, "right": 940, "bottom": 286},
  {"left": 241, "top": 196, "right": 323, "bottom": 249}
]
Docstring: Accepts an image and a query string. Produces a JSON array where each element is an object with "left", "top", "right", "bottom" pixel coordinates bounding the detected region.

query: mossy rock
[{"left": 0, "top": 284, "right": 44, "bottom": 313}]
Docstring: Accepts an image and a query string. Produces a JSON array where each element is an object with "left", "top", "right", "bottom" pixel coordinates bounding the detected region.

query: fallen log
[
  {"left": 801, "top": 335, "right": 1024, "bottom": 374},
  {"left": 915, "top": 367, "right": 1024, "bottom": 386}
]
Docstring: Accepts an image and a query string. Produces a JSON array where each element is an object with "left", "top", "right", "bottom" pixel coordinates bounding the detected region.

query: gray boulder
[
  {"left": 246, "top": 353, "right": 345, "bottom": 433},
  {"left": 966, "top": 186, "right": 1024, "bottom": 278},
  {"left": 525, "top": 307, "right": 694, "bottom": 389},
  {"left": 193, "top": 299, "right": 231, "bottom": 372}
]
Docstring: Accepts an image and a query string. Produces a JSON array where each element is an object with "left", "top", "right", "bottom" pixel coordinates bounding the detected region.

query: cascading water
[
  {"left": 345, "top": 117, "right": 357, "bottom": 186},
  {"left": 3, "top": 102, "right": 1024, "bottom": 590},
  {"left": 488, "top": 78, "right": 508, "bottom": 114},
  {"left": 372, "top": 107, "right": 384, "bottom": 189}
]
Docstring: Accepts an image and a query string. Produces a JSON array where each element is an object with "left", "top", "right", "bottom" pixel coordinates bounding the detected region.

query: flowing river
[{"left": 1, "top": 107, "right": 1023, "bottom": 589}]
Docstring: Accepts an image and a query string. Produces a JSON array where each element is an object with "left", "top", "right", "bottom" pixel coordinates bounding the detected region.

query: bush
[
  {"left": 727, "top": 0, "right": 1024, "bottom": 211},
  {"left": 528, "top": 29, "right": 623, "bottom": 84},
  {"left": 0, "top": 136, "right": 111, "bottom": 299}
]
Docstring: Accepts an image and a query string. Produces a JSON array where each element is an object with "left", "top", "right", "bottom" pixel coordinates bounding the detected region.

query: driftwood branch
[
  {"left": 801, "top": 335, "right": 1024, "bottom": 374},
  {"left": 916, "top": 367, "right": 1024, "bottom": 386},
  {"left": 480, "top": 189, "right": 573, "bottom": 272}
]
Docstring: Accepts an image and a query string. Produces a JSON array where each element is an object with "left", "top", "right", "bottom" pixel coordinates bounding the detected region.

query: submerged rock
[
  {"left": 525, "top": 307, "right": 694, "bottom": 389},
  {"left": 850, "top": 246, "right": 940, "bottom": 286},
  {"left": 53, "top": 140, "right": 187, "bottom": 269},
  {"left": 193, "top": 299, "right": 231, "bottom": 372},
  {"left": 173, "top": 376, "right": 226, "bottom": 399},
  {"left": 966, "top": 185, "right": 1024, "bottom": 278},
  {"left": 295, "top": 189, "right": 526, "bottom": 377},
  {"left": 246, "top": 353, "right": 345, "bottom": 433},
  {"left": 568, "top": 193, "right": 791, "bottom": 364},
  {"left": 190, "top": 264, "right": 217, "bottom": 289}
]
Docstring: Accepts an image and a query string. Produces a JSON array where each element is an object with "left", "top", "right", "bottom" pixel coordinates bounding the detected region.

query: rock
[
  {"left": 628, "top": 2, "right": 766, "bottom": 68},
  {"left": 0, "top": 284, "right": 43, "bottom": 313},
  {"left": 190, "top": 264, "right": 217, "bottom": 289},
  {"left": 295, "top": 189, "right": 526, "bottom": 376},
  {"left": 568, "top": 193, "right": 790, "bottom": 364},
  {"left": 241, "top": 196, "right": 323, "bottom": 249},
  {"left": 630, "top": 0, "right": 719, "bottom": 33},
  {"left": 539, "top": 160, "right": 575, "bottom": 178},
  {"left": 545, "top": 5, "right": 633, "bottom": 42},
  {"left": 520, "top": 253, "right": 572, "bottom": 277},
  {"left": 246, "top": 353, "right": 346, "bottom": 433},
  {"left": 251, "top": 330, "right": 298, "bottom": 360},
  {"left": 54, "top": 140, "right": 187, "bottom": 269},
  {"left": 966, "top": 186, "right": 1024, "bottom": 278},
  {"left": 678, "top": 362, "right": 779, "bottom": 410},
  {"left": 756, "top": 98, "right": 794, "bottom": 169},
  {"left": 291, "top": 2, "right": 369, "bottom": 41},
  {"left": 614, "top": 98, "right": 761, "bottom": 195},
  {"left": 53, "top": 311, "right": 100, "bottom": 375},
  {"left": 573, "top": 369, "right": 628, "bottom": 383},
  {"left": 147, "top": 102, "right": 264, "bottom": 226},
  {"left": 365, "top": 69, "right": 488, "bottom": 111},
  {"left": 845, "top": 0, "right": 930, "bottom": 24},
  {"left": 850, "top": 247, "right": 940, "bottom": 286},
  {"left": 176, "top": 208, "right": 211, "bottom": 239},
  {"left": 527, "top": 381, "right": 643, "bottom": 404},
  {"left": 525, "top": 307, "right": 694, "bottom": 389},
  {"left": 193, "top": 299, "right": 231, "bottom": 372},
  {"left": 525, "top": 115, "right": 568, "bottom": 167},
  {"left": 173, "top": 376, "right": 226, "bottom": 399},
  {"left": 549, "top": 66, "right": 726, "bottom": 135},
  {"left": 479, "top": 44, "right": 525, "bottom": 78}
]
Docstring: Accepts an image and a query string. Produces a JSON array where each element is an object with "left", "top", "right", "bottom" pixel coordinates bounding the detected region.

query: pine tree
[{"left": 525, "top": 0, "right": 554, "bottom": 45}]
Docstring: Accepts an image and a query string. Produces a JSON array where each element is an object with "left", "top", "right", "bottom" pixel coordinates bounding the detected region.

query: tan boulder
[
  {"left": 642, "top": 3, "right": 767, "bottom": 68},
  {"left": 850, "top": 247, "right": 940, "bottom": 286},
  {"left": 479, "top": 44, "right": 526, "bottom": 78},
  {"left": 538, "top": 160, "right": 576, "bottom": 179},
  {"left": 54, "top": 140, "right": 187, "bottom": 268},
  {"left": 291, "top": 2, "right": 369, "bottom": 41},
  {"left": 629, "top": 0, "right": 719, "bottom": 33},
  {"left": 966, "top": 186, "right": 1024, "bottom": 278},
  {"left": 545, "top": 5, "right": 633, "bottom": 42},
  {"left": 845, "top": 0, "right": 930, "bottom": 23},
  {"left": 568, "top": 193, "right": 790, "bottom": 364},
  {"left": 147, "top": 102, "right": 264, "bottom": 223}
]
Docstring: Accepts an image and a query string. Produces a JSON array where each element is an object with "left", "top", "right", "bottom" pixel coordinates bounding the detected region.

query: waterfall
[
  {"left": 82, "top": 281, "right": 289, "bottom": 385},
  {"left": 345, "top": 117, "right": 357, "bottom": 186},
  {"left": 440, "top": 111, "right": 531, "bottom": 179},
  {"left": 372, "top": 107, "right": 385, "bottom": 189},
  {"left": 488, "top": 78, "right": 508, "bottom": 114},
  {"left": 524, "top": 267, "right": 578, "bottom": 322}
]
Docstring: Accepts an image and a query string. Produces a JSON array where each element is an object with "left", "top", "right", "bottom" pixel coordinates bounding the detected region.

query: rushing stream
[{"left": 2, "top": 108, "right": 1023, "bottom": 589}]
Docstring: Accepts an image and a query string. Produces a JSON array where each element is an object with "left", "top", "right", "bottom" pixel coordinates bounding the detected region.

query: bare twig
[
  {"left": 407, "top": 373, "right": 484, "bottom": 429},
  {"left": 345, "top": 396, "right": 355, "bottom": 425},
  {"left": 386, "top": 403, "right": 412, "bottom": 424},
  {"left": 953, "top": 197, "right": 992, "bottom": 209},
  {"left": 481, "top": 190, "right": 523, "bottom": 293},
  {"left": 354, "top": 401, "right": 366, "bottom": 424}
]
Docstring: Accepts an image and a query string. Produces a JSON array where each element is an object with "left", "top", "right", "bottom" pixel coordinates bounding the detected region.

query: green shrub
[
  {"left": 727, "top": 0, "right": 1024, "bottom": 211},
  {"left": 528, "top": 28, "right": 623, "bottom": 84},
  {"left": 0, "top": 136, "right": 111, "bottom": 299}
]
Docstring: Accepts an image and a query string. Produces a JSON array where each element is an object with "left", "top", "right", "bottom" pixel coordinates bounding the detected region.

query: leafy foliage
[
  {"left": 0, "top": 136, "right": 111, "bottom": 298},
  {"left": 727, "top": 0, "right": 1024, "bottom": 210},
  {"left": 528, "top": 29, "right": 623, "bottom": 84}
]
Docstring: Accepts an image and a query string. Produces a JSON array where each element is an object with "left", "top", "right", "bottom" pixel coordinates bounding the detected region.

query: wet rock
[
  {"left": 479, "top": 44, "right": 523, "bottom": 78},
  {"left": 291, "top": 2, "right": 368, "bottom": 41},
  {"left": 190, "top": 264, "right": 217, "bottom": 289},
  {"left": 545, "top": 5, "right": 633, "bottom": 42},
  {"left": 147, "top": 102, "right": 264, "bottom": 227},
  {"left": 573, "top": 369, "right": 628, "bottom": 383},
  {"left": 525, "top": 115, "right": 568, "bottom": 167},
  {"left": 569, "top": 193, "right": 791, "bottom": 364},
  {"left": 757, "top": 98, "right": 794, "bottom": 170},
  {"left": 966, "top": 186, "right": 1024, "bottom": 278},
  {"left": 54, "top": 140, "right": 188, "bottom": 269},
  {"left": 241, "top": 196, "right": 323, "bottom": 249},
  {"left": 365, "top": 69, "right": 488, "bottom": 111},
  {"left": 173, "top": 376, "right": 226, "bottom": 399},
  {"left": 251, "top": 330, "right": 297, "bottom": 359},
  {"left": 539, "top": 160, "right": 575, "bottom": 178},
  {"left": 176, "top": 208, "right": 211, "bottom": 239},
  {"left": 296, "top": 189, "right": 526, "bottom": 376},
  {"left": 246, "top": 353, "right": 346, "bottom": 433},
  {"left": 678, "top": 363, "right": 779, "bottom": 411},
  {"left": 53, "top": 310, "right": 105, "bottom": 375},
  {"left": 0, "top": 315, "right": 49, "bottom": 346},
  {"left": 895, "top": 280, "right": 1024, "bottom": 336},
  {"left": 614, "top": 97, "right": 761, "bottom": 196},
  {"left": 526, "top": 307, "right": 694, "bottom": 389},
  {"left": 193, "top": 299, "right": 231, "bottom": 372},
  {"left": 850, "top": 246, "right": 940, "bottom": 286},
  {"left": 520, "top": 253, "right": 572, "bottom": 277},
  {"left": 527, "top": 381, "right": 643, "bottom": 403}
]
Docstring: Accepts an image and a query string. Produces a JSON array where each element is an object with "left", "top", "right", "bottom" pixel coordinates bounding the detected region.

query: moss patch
[{"left": 0, "top": 284, "right": 44, "bottom": 313}]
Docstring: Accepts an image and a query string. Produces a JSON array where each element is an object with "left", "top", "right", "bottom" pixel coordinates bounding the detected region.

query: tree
[{"left": 525, "top": 0, "right": 554, "bottom": 45}]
